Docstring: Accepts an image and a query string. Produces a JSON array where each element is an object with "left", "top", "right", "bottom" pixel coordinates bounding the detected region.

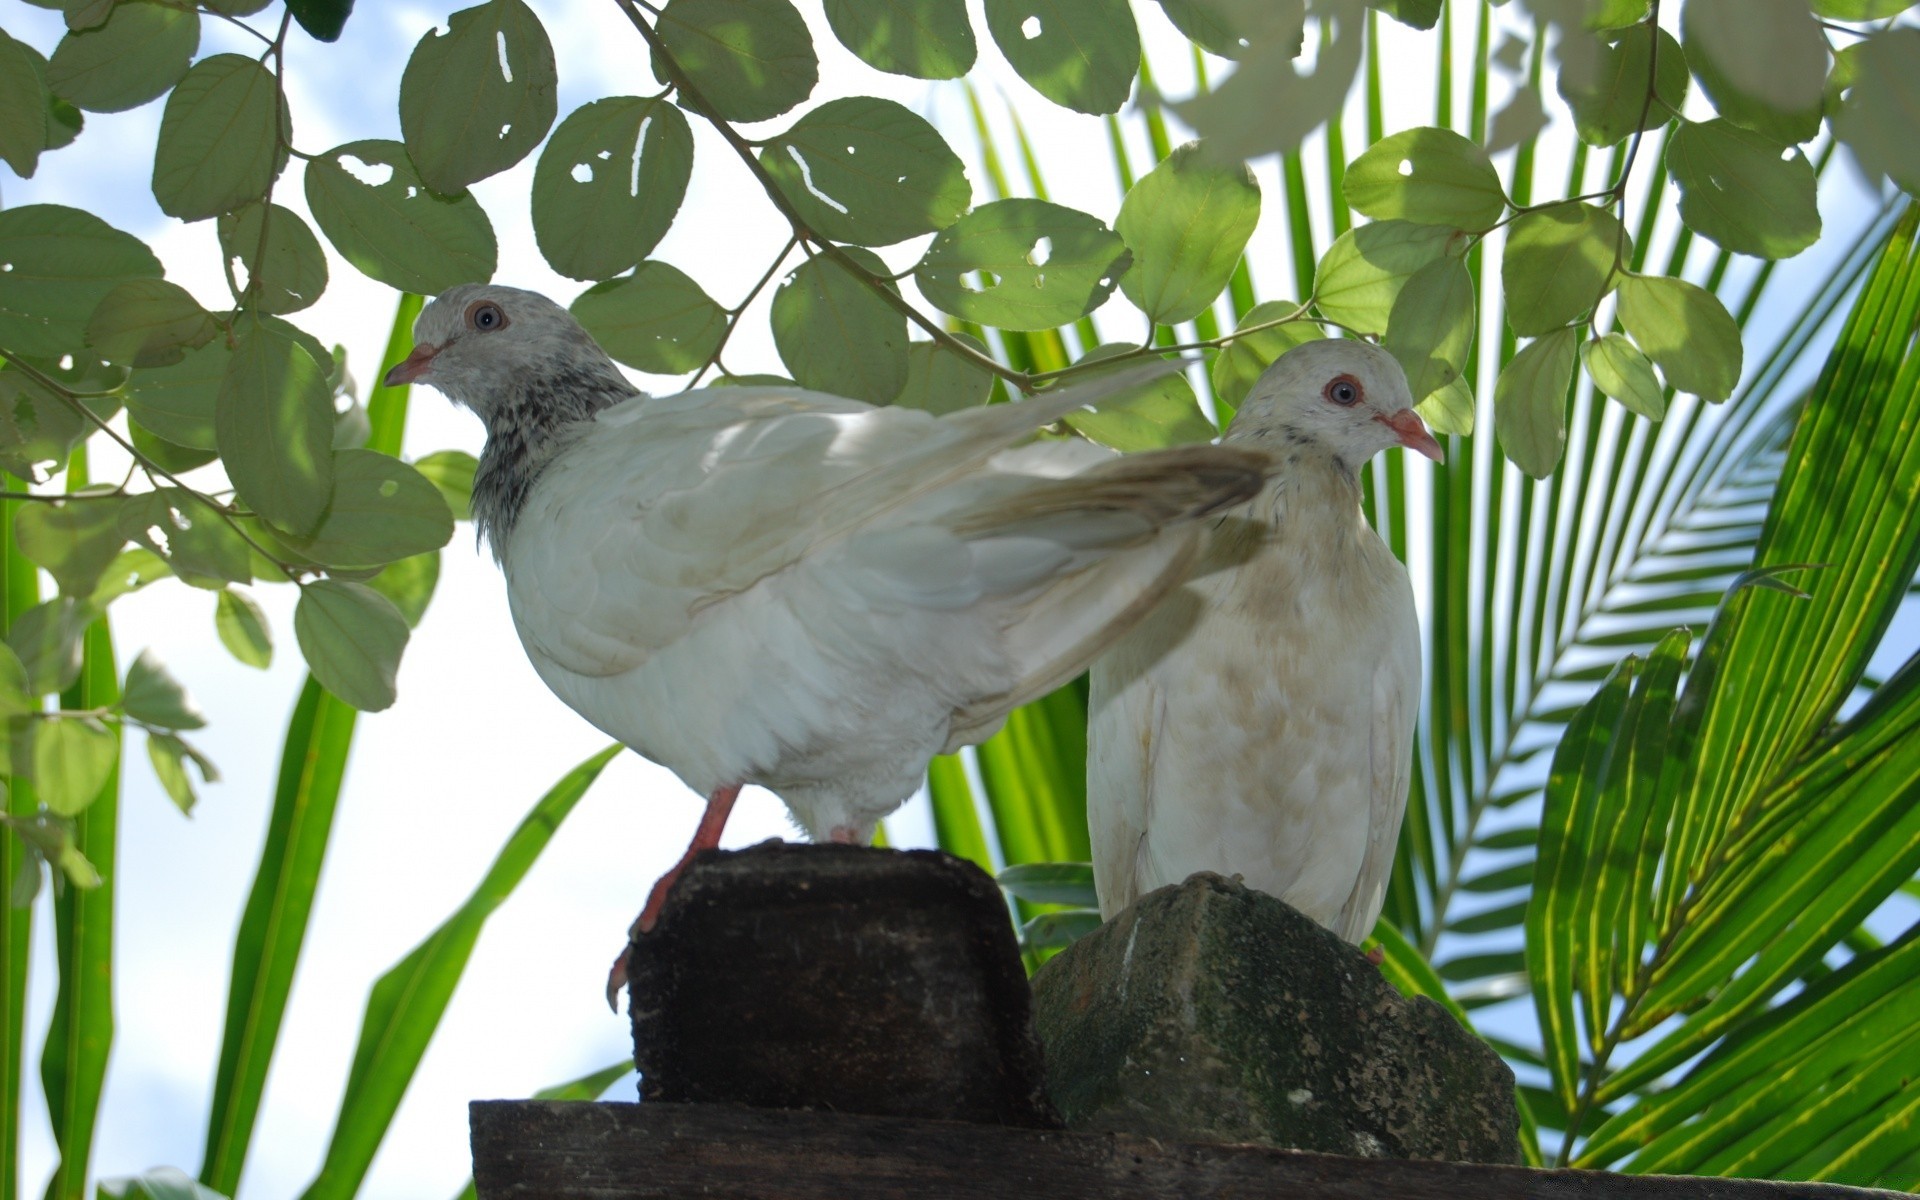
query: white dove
[
  {"left": 1086, "top": 338, "right": 1440, "bottom": 945},
  {"left": 384, "top": 284, "right": 1273, "bottom": 1003}
]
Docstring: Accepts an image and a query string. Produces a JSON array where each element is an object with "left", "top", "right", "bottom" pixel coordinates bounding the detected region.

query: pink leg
[{"left": 606, "top": 784, "right": 742, "bottom": 1012}]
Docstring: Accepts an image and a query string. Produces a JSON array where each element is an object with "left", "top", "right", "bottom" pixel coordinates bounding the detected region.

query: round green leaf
[
  {"left": 914, "top": 198, "right": 1130, "bottom": 331},
  {"left": 45, "top": 0, "right": 197, "bottom": 114},
  {"left": 129, "top": 419, "right": 218, "bottom": 475},
  {"left": 285, "top": 449, "right": 455, "bottom": 569},
  {"left": 1312, "top": 220, "right": 1457, "bottom": 335},
  {"left": 1501, "top": 201, "right": 1628, "bottom": 336},
  {"left": 125, "top": 338, "right": 226, "bottom": 450},
  {"left": 14, "top": 494, "right": 127, "bottom": 598},
  {"left": 216, "top": 316, "right": 336, "bottom": 534},
  {"left": 1682, "top": 0, "right": 1827, "bottom": 145},
  {"left": 0, "top": 643, "right": 31, "bottom": 720},
  {"left": 893, "top": 334, "right": 994, "bottom": 414},
  {"left": 366, "top": 550, "right": 442, "bottom": 628},
  {"left": 1210, "top": 299, "right": 1323, "bottom": 415},
  {"left": 1812, "top": 0, "right": 1915, "bottom": 16},
  {"left": 1556, "top": 24, "right": 1688, "bottom": 147},
  {"left": 532, "top": 97, "right": 693, "bottom": 281},
  {"left": 1417, "top": 374, "right": 1474, "bottom": 436},
  {"left": 215, "top": 587, "right": 272, "bottom": 668},
  {"left": 147, "top": 731, "right": 215, "bottom": 814},
  {"left": 1384, "top": 257, "right": 1476, "bottom": 402},
  {"left": 771, "top": 250, "right": 909, "bottom": 404},
  {"left": 1667, "top": 119, "right": 1820, "bottom": 260},
  {"left": 399, "top": 0, "right": 557, "bottom": 195},
  {"left": 983, "top": 0, "right": 1139, "bottom": 115},
  {"left": 1834, "top": 29, "right": 1920, "bottom": 195},
  {"left": 760, "top": 97, "right": 971, "bottom": 247},
  {"left": 1615, "top": 273, "right": 1743, "bottom": 401},
  {"left": 151, "top": 53, "right": 289, "bottom": 222},
  {"left": 46, "top": 95, "right": 82, "bottom": 154},
  {"left": 570, "top": 263, "right": 726, "bottom": 374},
  {"left": 1344, "top": 127, "right": 1508, "bottom": 230},
  {"left": 123, "top": 648, "right": 204, "bottom": 731},
  {"left": 1062, "top": 345, "right": 1212, "bottom": 451},
  {"left": 32, "top": 715, "right": 118, "bottom": 817},
  {"left": 305, "top": 139, "right": 498, "bottom": 294},
  {"left": 8, "top": 598, "right": 85, "bottom": 696},
  {"left": 1155, "top": 0, "right": 1253, "bottom": 59},
  {"left": 824, "top": 0, "right": 976, "bottom": 78},
  {"left": 84, "top": 278, "right": 215, "bottom": 368},
  {"left": 119, "top": 489, "right": 253, "bottom": 587},
  {"left": 0, "top": 32, "right": 50, "bottom": 178},
  {"left": 654, "top": 0, "right": 818, "bottom": 123},
  {"left": 413, "top": 449, "right": 477, "bottom": 522},
  {"left": 0, "top": 361, "right": 120, "bottom": 480},
  {"left": 1115, "top": 141, "right": 1260, "bottom": 325},
  {"left": 218, "top": 203, "right": 328, "bottom": 315},
  {"left": 1581, "top": 332, "right": 1666, "bottom": 419},
  {"left": 0, "top": 204, "right": 162, "bottom": 357},
  {"left": 294, "top": 580, "right": 410, "bottom": 712},
  {"left": 1494, "top": 328, "right": 1578, "bottom": 479}
]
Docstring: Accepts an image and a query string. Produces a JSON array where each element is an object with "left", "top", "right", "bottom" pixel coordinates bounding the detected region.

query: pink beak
[
  {"left": 383, "top": 342, "right": 439, "bottom": 388},
  {"left": 1378, "top": 408, "right": 1445, "bottom": 463}
]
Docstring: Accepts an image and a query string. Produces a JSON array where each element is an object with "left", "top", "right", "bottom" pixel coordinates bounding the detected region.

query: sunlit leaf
[
  {"left": 1384, "top": 256, "right": 1475, "bottom": 402},
  {"left": 0, "top": 643, "right": 31, "bottom": 719},
  {"left": 219, "top": 203, "right": 329, "bottom": 315},
  {"left": 1061, "top": 346, "right": 1211, "bottom": 451},
  {"left": 771, "top": 250, "right": 909, "bottom": 404},
  {"left": 151, "top": 53, "right": 289, "bottom": 221},
  {"left": 1682, "top": 0, "right": 1825, "bottom": 145},
  {"left": 0, "top": 31, "right": 50, "bottom": 177},
  {"left": 1581, "top": 332, "right": 1665, "bottom": 420},
  {"left": 413, "top": 449, "right": 477, "bottom": 522},
  {"left": 915, "top": 198, "right": 1130, "bottom": 331},
  {"left": 14, "top": 494, "right": 126, "bottom": 598},
  {"left": 216, "top": 316, "right": 336, "bottom": 534},
  {"left": 893, "top": 334, "right": 994, "bottom": 415},
  {"left": 570, "top": 263, "right": 727, "bottom": 374},
  {"left": 0, "top": 204, "right": 163, "bottom": 357},
  {"left": 215, "top": 587, "right": 273, "bottom": 669},
  {"left": 99, "top": 1165, "right": 228, "bottom": 1200},
  {"left": 125, "top": 337, "right": 226, "bottom": 450},
  {"left": 119, "top": 488, "right": 253, "bottom": 588},
  {"left": 1313, "top": 220, "right": 1456, "bottom": 336},
  {"left": 1667, "top": 120, "right": 1820, "bottom": 260},
  {"left": 824, "top": 0, "right": 976, "bottom": 78},
  {"left": 1615, "top": 273, "right": 1742, "bottom": 401},
  {"left": 653, "top": 0, "right": 818, "bottom": 123},
  {"left": 761, "top": 97, "right": 971, "bottom": 246},
  {"left": 85, "top": 278, "right": 215, "bottom": 368},
  {"left": 305, "top": 139, "right": 498, "bottom": 294},
  {"left": 984, "top": 0, "right": 1139, "bottom": 115},
  {"left": 399, "top": 0, "right": 558, "bottom": 195},
  {"left": 123, "top": 648, "right": 205, "bottom": 731},
  {"left": 45, "top": 0, "right": 198, "bottom": 114},
  {"left": 365, "top": 550, "right": 442, "bottom": 628},
  {"left": 1344, "top": 126, "right": 1508, "bottom": 230},
  {"left": 1495, "top": 329, "right": 1578, "bottom": 478},
  {"left": 1811, "top": 0, "right": 1918, "bottom": 14},
  {"left": 532, "top": 96, "right": 692, "bottom": 281},
  {"left": 32, "top": 715, "right": 118, "bottom": 817},
  {"left": 1115, "top": 141, "right": 1260, "bottom": 325},
  {"left": 1155, "top": 0, "right": 1262, "bottom": 59},
  {"left": 1210, "top": 299, "right": 1323, "bottom": 414},
  {"left": 283, "top": 449, "right": 455, "bottom": 570},
  {"left": 1832, "top": 29, "right": 1920, "bottom": 197},
  {"left": 8, "top": 597, "right": 86, "bottom": 695},
  {"left": 1557, "top": 23, "right": 1687, "bottom": 146},
  {"left": 1501, "top": 201, "right": 1627, "bottom": 336},
  {"left": 294, "top": 581, "right": 410, "bottom": 712},
  {"left": 1417, "top": 374, "right": 1475, "bottom": 436}
]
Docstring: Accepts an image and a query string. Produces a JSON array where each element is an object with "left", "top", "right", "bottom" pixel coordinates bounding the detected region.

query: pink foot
[
  {"left": 606, "top": 784, "right": 741, "bottom": 1012},
  {"left": 1364, "top": 945, "right": 1385, "bottom": 967}
]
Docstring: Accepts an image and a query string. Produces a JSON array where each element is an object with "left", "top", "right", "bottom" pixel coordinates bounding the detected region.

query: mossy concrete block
[{"left": 1030, "top": 872, "right": 1522, "bottom": 1164}]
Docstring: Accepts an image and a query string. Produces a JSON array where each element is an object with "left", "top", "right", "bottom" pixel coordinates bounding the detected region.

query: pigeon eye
[
  {"left": 468, "top": 301, "right": 508, "bottom": 332},
  {"left": 1324, "top": 375, "right": 1363, "bottom": 406}
]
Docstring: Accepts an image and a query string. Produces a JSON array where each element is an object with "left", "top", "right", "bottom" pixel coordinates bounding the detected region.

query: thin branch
[
  {"left": 691, "top": 235, "right": 800, "bottom": 387},
  {"left": 200, "top": 6, "right": 277, "bottom": 47}
]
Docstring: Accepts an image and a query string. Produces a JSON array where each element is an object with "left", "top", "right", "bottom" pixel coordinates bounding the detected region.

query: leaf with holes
[
  {"left": 1063, "top": 345, "right": 1212, "bottom": 452},
  {"left": 571, "top": 263, "right": 727, "bottom": 374},
  {"left": 85, "top": 278, "right": 215, "bottom": 368},
  {"left": 216, "top": 316, "right": 336, "bottom": 534},
  {"left": 984, "top": 0, "right": 1139, "bottom": 115},
  {"left": 282, "top": 449, "right": 454, "bottom": 570},
  {"left": 400, "top": 0, "right": 557, "bottom": 195},
  {"left": 1557, "top": 24, "right": 1687, "bottom": 147},
  {"left": 1667, "top": 120, "right": 1820, "bottom": 260},
  {"left": 1313, "top": 220, "right": 1456, "bottom": 336},
  {"left": 771, "top": 251, "right": 909, "bottom": 404},
  {"left": 123, "top": 649, "right": 205, "bottom": 731},
  {"left": 532, "top": 97, "right": 692, "bottom": 282},
  {"left": 1616, "top": 274, "right": 1742, "bottom": 401},
  {"left": 45, "top": 0, "right": 198, "bottom": 114},
  {"left": 1834, "top": 29, "right": 1920, "bottom": 196},
  {"left": 125, "top": 338, "right": 226, "bottom": 450},
  {"left": 1501, "top": 202, "right": 1627, "bottom": 336},
  {"left": 1384, "top": 257, "right": 1475, "bottom": 403},
  {"left": 413, "top": 449, "right": 477, "bottom": 522},
  {"left": 119, "top": 489, "right": 253, "bottom": 588},
  {"left": 147, "top": 731, "right": 216, "bottom": 814},
  {"left": 32, "top": 715, "right": 118, "bottom": 817},
  {"left": 761, "top": 97, "right": 971, "bottom": 247},
  {"left": 824, "top": 0, "right": 976, "bottom": 78},
  {"left": 306, "top": 140, "right": 497, "bottom": 293},
  {"left": 1682, "top": 0, "right": 1825, "bottom": 145},
  {"left": 218, "top": 203, "right": 328, "bottom": 315},
  {"left": 893, "top": 334, "right": 994, "bottom": 415},
  {"left": 1495, "top": 328, "right": 1578, "bottom": 479},
  {"left": 653, "top": 0, "right": 818, "bottom": 123},
  {"left": 14, "top": 494, "right": 127, "bottom": 599},
  {"left": 1582, "top": 332, "right": 1665, "bottom": 420},
  {"left": 0, "top": 32, "right": 49, "bottom": 178},
  {"left": 0, "top": 204, "right": 162, "bottom": 357},
  {"left": 151, "top": 53, "right": 289, "bottom": 221},
  {"left": 1154, "top": 0, "right": 1260, "bottom": 60},
  {"left": 215, "top": 587, "right": 272, "bottom": 669},
  {"left": 1344, "top": 126, "right": 1507, "bottom": 230},
  {"left": 915, "top": 198, "right": 1130, "bottom": 331},
  {"left": 1210, "top": 299, "right": 1324, "bottom": 416},
  {"left": 294, "top": 580, "right": 410, "bottom": 712},
  {"left": 1115, "top": 141, "right": 1260, "bottom": 325}
]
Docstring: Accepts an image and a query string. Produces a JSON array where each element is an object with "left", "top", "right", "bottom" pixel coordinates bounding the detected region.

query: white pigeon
[
  {"left": 1085, "top": 338, "right": 1440, "bottom": 944},
  {"left": 384, "top": 283, "right": 1274, "bottom": 1002}
]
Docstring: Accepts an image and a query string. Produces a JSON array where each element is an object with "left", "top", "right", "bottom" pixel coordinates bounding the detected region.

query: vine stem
[{"left": 690, "top": 234, "right": 800, "bottom": 387}]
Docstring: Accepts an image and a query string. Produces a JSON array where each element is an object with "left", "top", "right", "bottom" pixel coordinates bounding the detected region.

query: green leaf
[
  {"left": 1155, "top": 0, "right": 1258, "bottom": 59},
  {"left": 1021, "top": 908, "right": 1102, "bottom": 949},
  {"left": 760, "top": 97, "right": 971, "bottom": 247},
  {"left": 0, "top": 204, "right": 163, "bottom": 357},
  {"left": 412, "top": 449, "right": 477, "bottom": 522},
  {"left": 129, "top": 418, "right": 217, "bottom": 475},
  {"left": 100, "top": 1166, "right": 229, "bottom": 1200},
  {"left": 1495, "top": 328, "right": 1578, "bottom": 478},
  {"left": 85, "top": 278, "right": 215, "bottom": 368},
  {"left": 1812, "top": 0, "right": 1917, "bottom": 14},
  {"left": 216, "top": 316, "right": 336, "bottom": 534},
  {"left": 570, "top": 263, "right": 726, "bottom": 374},
  {"left": 151, "top": 53, "right": 289, "bottom": 222},
  {"left": 1682, "top": 0, "right": 1827, "bottom": 145},
  {"left": 1210, "top": 299, "right": 1323, "bottom": 415},
  {"left": 364, "top": 550, "right": 441, "bottom": 628},
  {"left": 0, "top": 642, "right": 31, "bottom": 719},
  {"left": 1313, "top": 220, "right": 1457, "bottom": 336},
  {"left": 1417, "top": 375, "right": 1475, "bottom": 437},
  {"left": 823, "top": 0, "right": 976, "bottom": 78},
  {"left": 118, "top": 489, "right": 252, "bottom": 587},
  {"left": 305, "top": 139, "right": 498, "bottom": 294},
  {"left": 1115, "top": 141, "right": 1260, "bottom": 325},
  {"left": 215, "top": 588, "right": 272, "bottom": 669},
  {"left": 1501, "top": 201, "right": 1627, "bottom": 336},
  {"left": 770, "top": 251, "right": 909, "bottom": 404},
  {"left": 1344, "top": 126, "right": 1508, "bottom": 230},
  {"left": 122, "top": 648, "right": 204, "bottom": 731},
  {"left": 1062, "top": 345, "right": 1213, "bottom": 451},
  {"left": 1582, "top": 332, "right": 1665, "bottom": 419},
  {"left": 984, "top": 0, "right": 1139, "bottom": 115},
  {"left": 1667, "top": 120, "right": 1820, "bottom": 260},
  {"left": 1616, "top": 273, "right": 1742, "bottom": 401},
  {"left": 399, "top": 0, "right": 557, "bottom": 195},
  {"left": 282, "top": 449, "right": 454, "bottom": 570},
  {"left": 14, "top": 495, "right": 125, "bottom": 598},
  {"left": 1384, "top": 256, "right": 1475, "bottom": 403},
  {"left": 893, "top": 333, "right": 994, "bottom": 415},
  {"left": 915, "top": 198, "right": 1130, "bottom": 331},
  {"left": 32, "top": 716, "right": 117, "bottom": 817},
  {"left": 44, "top": 0, "right": 198, "bottom": 114},
  {"left": 1833, "top": 29, "right": 1920, "bottom": 196},
  {"left": 0, "top": 358, "right": 123, "bottom": 481},
  {"left": 148, "top": 730, "right": 214, "bottom": 815},
  {"left": 1557, "top": 24, "right": 1688, "bottom": 146},
  {"left": 653, "top": 0, "right": 818, "bottom": 123},
  {"left": 125, "top": 338, "right": 227, "bottom": 450},
  {"left": 996, "top": 860, "right": 1097, "bottom": 906},
  {"left": 218, "top": 203, "right": 329, "bottom": 315},
  {"left": 0, "top": 31, "right": 50, "bottom": 178},
  {"left": 88, "top": 547, "right": 171, "bottom": 608},
  {"left": 294, "top": 581, "right": 409, "bottom": 713},
  {"left": 8, "top": 597, "right": 86, "bottom": 695},
  {"left": 1168, "top": 5, "right": 1356, "bottom": 162},
  {"left": 532, "top": 97, "right": 693, "bottom": 282},
  {"left": 1367, "top": 0, "right": 1441, "bottom": 29}
]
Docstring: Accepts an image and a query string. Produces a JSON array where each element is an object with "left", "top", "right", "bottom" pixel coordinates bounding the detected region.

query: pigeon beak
[
  {"left": 1378, "top": 408, "right": 1444, "bottom": 464},
  {"left": 383, "top": 342, "right": 440, "bottom": 388}
]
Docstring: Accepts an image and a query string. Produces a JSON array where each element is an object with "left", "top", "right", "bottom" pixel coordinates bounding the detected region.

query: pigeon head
[
  {"left": 1232, "top": 339, "right": 1444, "bottom": 469},
  {"left": 382, "top": 283, "right": 630, "bottom": 422}
]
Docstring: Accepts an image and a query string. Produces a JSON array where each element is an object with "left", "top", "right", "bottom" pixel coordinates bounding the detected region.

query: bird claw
[{"left": 606, "top": 946, "right": 630, "bottom": 1013}]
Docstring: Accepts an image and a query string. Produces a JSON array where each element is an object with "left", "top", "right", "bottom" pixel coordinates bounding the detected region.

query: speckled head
[{"left": 1232, "top": 339, "right": 1443, "bottom": 470}]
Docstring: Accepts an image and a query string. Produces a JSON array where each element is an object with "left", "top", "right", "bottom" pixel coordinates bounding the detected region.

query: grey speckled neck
[{"left": 471, "top": 360, "right": 638, "bottom": 558}]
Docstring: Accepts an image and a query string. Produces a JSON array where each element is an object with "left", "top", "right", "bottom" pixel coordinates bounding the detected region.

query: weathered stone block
[{"left": 1030, "top": 872, "right": 1522, "bottom": 1163}]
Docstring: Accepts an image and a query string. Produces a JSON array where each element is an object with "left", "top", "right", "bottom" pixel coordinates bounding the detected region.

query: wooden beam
[{"left": 470, "top": 1101, "right": 1906, "bottom": 1200}]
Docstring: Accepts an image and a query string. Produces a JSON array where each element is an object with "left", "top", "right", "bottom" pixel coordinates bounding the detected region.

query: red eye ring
[
  {"left": 467, "top": 300, "right": 508, "bottom": 332},
  {"left": 1324, "top": 374, "right": 1364, "bottom": 406}
]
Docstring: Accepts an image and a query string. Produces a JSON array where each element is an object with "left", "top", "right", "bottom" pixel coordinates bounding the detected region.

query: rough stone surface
[
  {"left": 1030, "top": 872, "right": 1522, "bottom": 1163},
  {"left": 629, "top": 840, "right": 1057, "bottom": 1127}
]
